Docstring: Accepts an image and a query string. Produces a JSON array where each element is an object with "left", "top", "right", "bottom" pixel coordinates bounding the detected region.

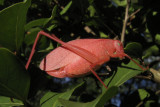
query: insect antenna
[{"left": 124, "top": 54, "right": 148, "bottom": 71}]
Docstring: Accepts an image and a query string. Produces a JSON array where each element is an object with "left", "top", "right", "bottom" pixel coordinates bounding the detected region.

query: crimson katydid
[{"left": 25, "top": 31, "right": 147, "bottom": 89}]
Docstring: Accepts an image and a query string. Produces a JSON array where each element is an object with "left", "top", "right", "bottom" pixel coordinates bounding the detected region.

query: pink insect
[{"left": 25, "top": 31, "right": 147, "bottom": 89}]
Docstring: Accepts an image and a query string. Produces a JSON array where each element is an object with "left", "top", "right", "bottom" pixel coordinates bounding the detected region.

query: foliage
[{"left": 0, "top": 0, "right": 160, "bottom": 107}]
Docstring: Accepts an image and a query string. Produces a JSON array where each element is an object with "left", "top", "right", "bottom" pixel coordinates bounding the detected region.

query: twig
[
  {"left": 135, "top": 68, "right": 160, "bottom": 84},
  {"left": 121, "top": 0, "right": 130, "bottom": 44},
  {"left": 136, "top": 101, "right": 143, "bottom": 107},
  {"left": 101, "top": 23, "right": 118, "bottom": 37},
  {"left": 128, "top": 9, "right": 141, "bottom": 19},
  {"left": 135, "top": 75, "right": 152, "bottom": 80},
  {"left": 84, "top": 26, "right": 96, "bottom": 36},
  {"left": 155, "top": 90, "right": 160, "bottom": 95},
  {"left": 97, "top": 73, "right": 109, "bottom": 76}
]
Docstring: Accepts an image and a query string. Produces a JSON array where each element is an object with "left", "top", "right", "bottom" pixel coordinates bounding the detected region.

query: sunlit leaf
[
  {"left": 99, "top": 31, "right": 109, "bottom": 38},
  {"left": 88, "top": 5, "right": 96, "bottom": 17},
  {"left": 59, "top": 86, "right": 118, "bottom": 107},
  {"left": 40, "top": 82, "right": 84, "bottom": 107},
  {"left": 104, "top": 60, "right": 143, "bottom": 88},
  {"left": 0, "top": 96, "right": 23, "bottom": 106},
  {"left": 112, "top": 0, "right": 127, "bottom": 7},
  {"left": 138, "top": 89, "right": 150, "bottom": 100},
  {"left": 60, "top": 1, "right": 72, "bottom": 15}
]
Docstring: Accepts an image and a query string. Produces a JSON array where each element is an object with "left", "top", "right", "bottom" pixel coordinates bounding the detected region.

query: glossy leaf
[
  {"left": 104, "top": 60, "right": 143, "bottom": 88},
  {"left": 0, "top": 48, "right": 30, "bottom": 101},
  {"left": 24, "top": 28, "right": 42, "bottom": 46},
  {"left": 25, "top": 18, "right": 48, "bottom": 31},
  {"left": 0, "top": 0, "right": 31, "bottom": 51},
  {"left": 40, "top": 82, "right": 84, "bottom": 107},
  {"left": 59, "top": 99, "right": 85, "bottom": 107},
  {"left": 92, "top": 86, "right": 118, "bottom": 107},
  {"left": 124, "top": 42, "right": 143, "bottom": 58},
  {"left": 24, "top": 27, "right": 50, "bottom": 53},
  {"left": 59, "top": 86, "right": 118, "bottom": 107}
]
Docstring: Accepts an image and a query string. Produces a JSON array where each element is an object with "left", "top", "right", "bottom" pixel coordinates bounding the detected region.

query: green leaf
[
  {"left": 120, "top": 89, "right": 152, "bottom": 107},
  {"left": 143, "top": 45, "right": 159, "bottom": 59},
  {"left": 43, "top": 5, "right": 59, "bottom": 28},
  {"left": 0, "top": 0, "right": 4, "bottom": 5},
  {"left": 138, "top": 89, "right": 150, "bottom": 100},
  {"left": 0, "top": 96, "right": 23, "bottom": 107},
  {"left": 112, "top": 0, "right": 127, "bottom": 7},
  {"left": 59, "top": 86, "right": 118, "bottom": 107},
  {"left": 88, "top": 5, "right": 96, "bottom": 17},
  {"left": 60, "top": 1, "right": 72, "bottom": 15},
  {"left": 24, "top": 28, "right": 49, "bottom": 50},
  {"left": 93, "top": 86, "right": 118, "bottom": 107},
  {"left": 124, "top": 42, "right": 143, "bottom": 58},
  {"left": 0, "top": 48, "right": 30, "bottom": 101},
  {"left": 25, "top": 5, "right": 59, "bottom": 32},
  {"left": 144, "top": 28, "right": 153, "bottom": 42},
  {"left": 155, "top": 34, "right": 160, "bottom": 45},
  {"left": 105, "top": 60, "right": 143, "bottom": 88},
  {"left": 138, "top": 89, "right": 156, "bottom": 107},
  {"left": 25, "top": 18, "right": 48, "bottom": 31},
  {"left": 99, "top": 31, "right": 109, "bottom": 38},
  {"left": 50, "top": 5, "right": 58, "bottom": 19},
  {"left": 24, "top": 28, "right": 41, "bottom": 46},
  {"left": 145, "top": 100, "right": 155, "bottom": 107},
  {"left": 0, "top": 0, "right": 31, "bottom": 51},
  {"left": 44, "top": 55, "right": 144, "bottom": 107},
  {"left": 40, "top": 82, "right": 84, "bottom": 107},
  {"left": 59, "top": 99, "right": 85, "bottom": 107}
]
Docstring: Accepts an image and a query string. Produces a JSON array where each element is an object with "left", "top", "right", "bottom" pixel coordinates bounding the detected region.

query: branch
[
  {"left": 101, "top": 23, "right": 118, "bottom": 37},
  {"left": 121, "top": 0, "right": 130, "bottom": 44},
  {"left": 136, "top": 100, "right": 144, "bottom": 107}
]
